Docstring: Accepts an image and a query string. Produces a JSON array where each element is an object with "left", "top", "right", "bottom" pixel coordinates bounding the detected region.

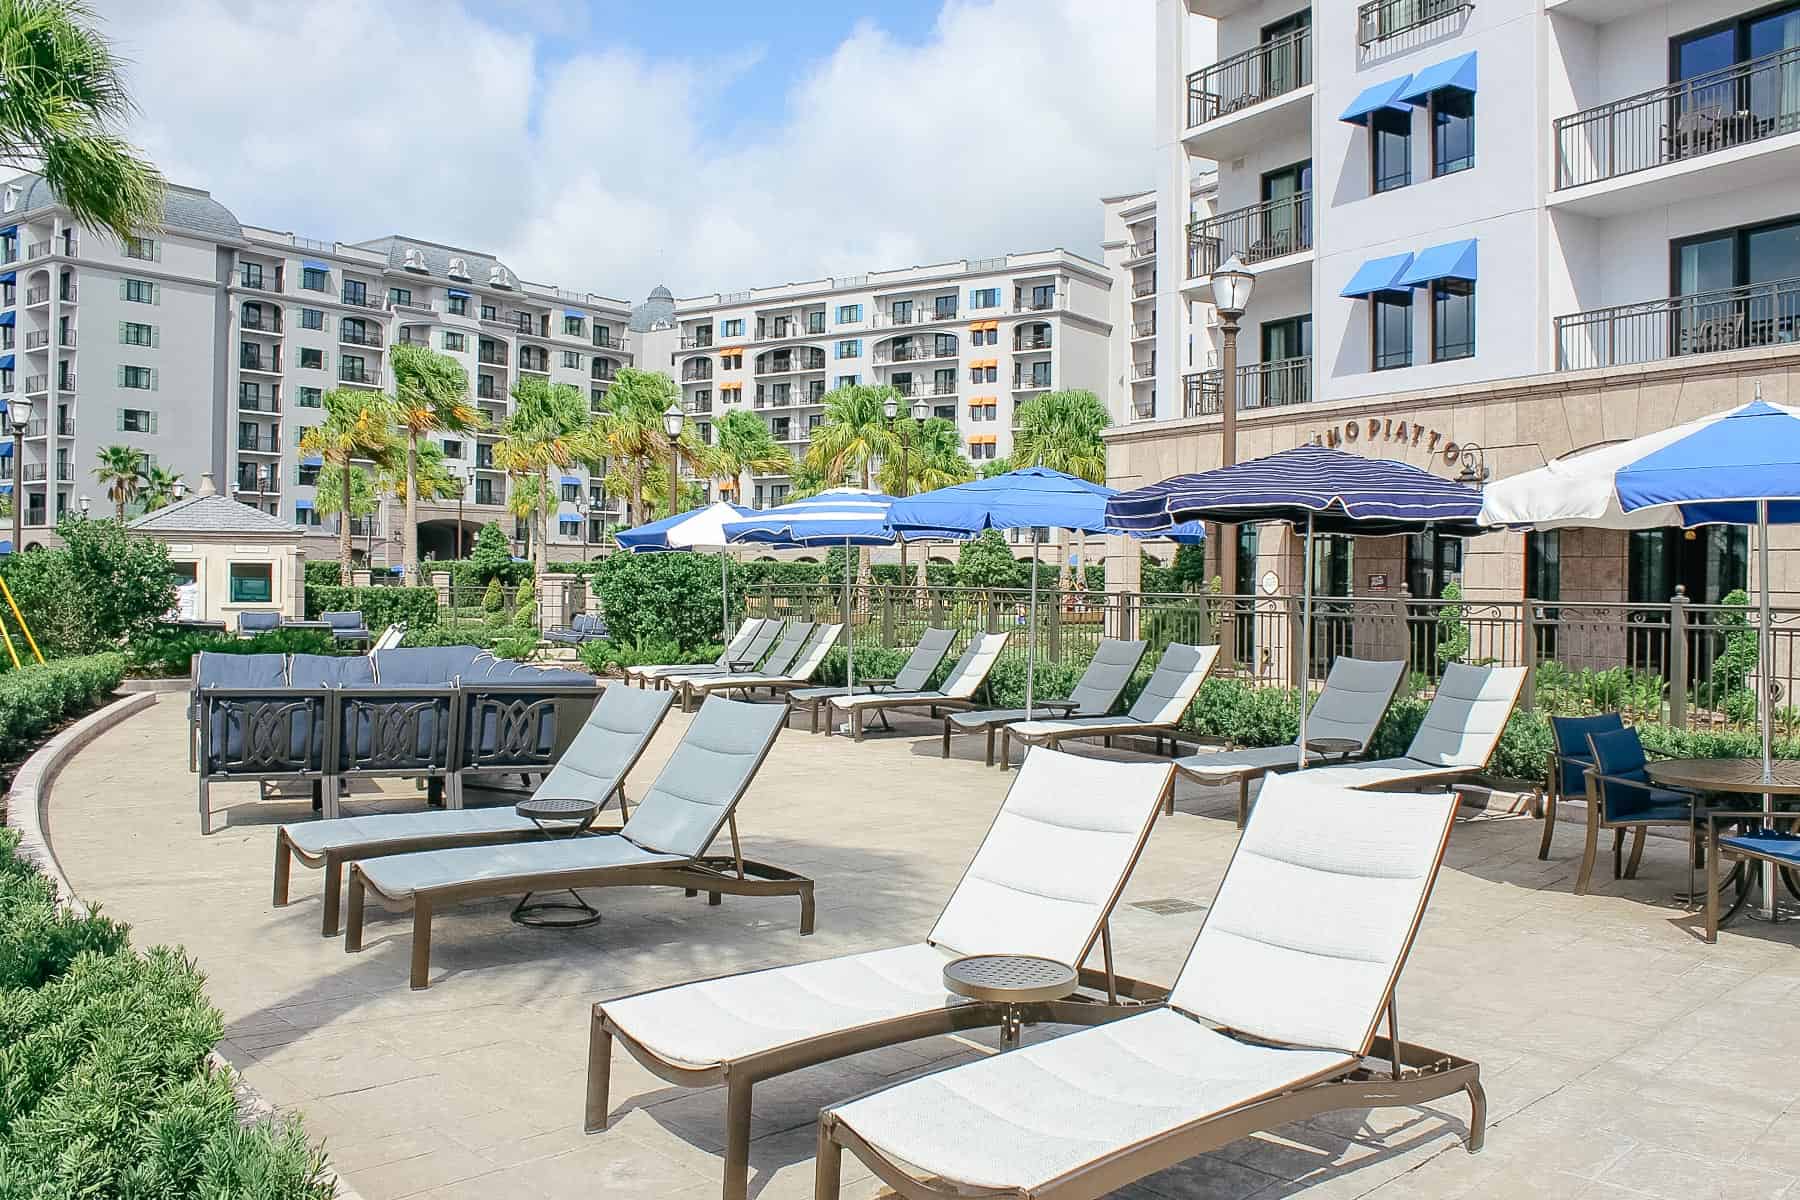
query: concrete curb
[{"left": 3, "top": 690, "right": 365, "bottom": 1200}]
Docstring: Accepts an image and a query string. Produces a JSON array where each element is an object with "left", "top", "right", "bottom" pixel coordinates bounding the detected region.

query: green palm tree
[
  {"left": 598, "top": 368, "right": 678, "bottom": 526},
  {"left": 390, "top": 343, "right": 481, "bottom": 582},
  {"left": 313, "top": 462, "right": 378, "bottom": 562},
  {"left": 494, "top": 376, "right": 591, "bottom": 576},
  {"left": 878, "top": 416, "right": 974, "bottom": 582},
  {"left": 92, "top": 443, "right": 143, "bottom": 518},
  {"left": 1010, "top": 389, "right": 1111, "bottom": 586},
  {"left": 804, "top": 383, "right": 899, "bottom": 490},
  {"left": 300, "top": 387, "right": 401, "bottom": 583},
  {"left": 0, "top": 0, "right": 164, "bottom": 243},
  {"left": 139, "top": 464, "right": 182, "bottom": 511},
  {"left": 709, "top": 409, "right": 791, "bottom": 502}
]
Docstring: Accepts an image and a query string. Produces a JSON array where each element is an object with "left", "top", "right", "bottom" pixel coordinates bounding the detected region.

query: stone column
[
  {"left": 429, "top": 570, "right": 452, "bottom": 612},
  {"left": 351, "top": 569, "right": 372, "bottom": 588}
]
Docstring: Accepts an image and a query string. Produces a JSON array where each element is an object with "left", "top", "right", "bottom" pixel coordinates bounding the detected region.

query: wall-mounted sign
[
  {"left": 1259, "top": 570, "right": 1280, "bottom": 595},
  {"left": 1368, "top": 573, "right": 1389, "bottom": 590},
  {"left": 1307, "top": 417, "right": 1467, "bottom": 470}
]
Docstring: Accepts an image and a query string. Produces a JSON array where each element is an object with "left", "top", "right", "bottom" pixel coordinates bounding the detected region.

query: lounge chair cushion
[
  {"left": 356, "top": 834, "right": 682, "bottom": 899},
  {"left": 1719, "top": 831, "right": 1800, "bottom": 865},
  {"left": 289, "top": 654, "right": 377, "bottom": 687},
  {"left": 1305, "top": 657, "right": 1407, "bottom": 746},
  {"left": 195, "top": 651, "right": 289, "bottom": 690},
  {"left": 1588, "top": 727, "right": 1692, "bottom": 822},
  {"left": 1175, "top": 743, "right": 1315, "bottom": 781},
  {"left": 1126, "top": 644, "right": 1215, "bottom": 724},
  {"left": 237, "top": 611, "right": 281, "bottom": 634},
  {"left": 618, "top": 696, "right": 788, "bottom": 858},
  {"left": 1406, "top": 663, "right": 1526, "bottom": 768},
  {"left": 1550, "top": 713, "right": 1625, "bottom": 797},
  {"left": 830, "top": 689, "right": 945, "bottom": 712},
  {"left": 533, "top": 685, "right": 672, "bottom": 803},
  {"left": 1168, "top": 776, "right": 1456, "bottom": 1053},
  {"left": 1007, "top": 713, "right": 1147, "bottom": 740},
  {"left": 1285, "top": 757, "right": 1440, "bottom": 789},
  {"left": 825, "top": 1008, "right": 1352, "bottom": 1193},
  {"left": 282, "top": 808, "right": 541, "bottom": 857},
  {"left": 601, "top": 943, "right": 962, "bottom": 1070},
  {"left": 893, "top": 628, "right": 959, "bottom": 691},
  {"left": 1064, "top": 638, "right": 1148, "bottom": 715}
]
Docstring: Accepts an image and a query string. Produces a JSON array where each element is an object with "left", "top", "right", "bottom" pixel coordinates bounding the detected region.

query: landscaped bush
[
  {"left": 303, "top": 560, "right": 344, "bottom": 588},
  {"left": 304, "top": 585, "right": 437, "bottom": 631},
  {"left": 399, "top": 618, "right": 532, "bottom": 651},
  {"left": 127, "top": 628, "right": 338, "bottom": 677},
  {"left": 512, "top": 578, "right": 536, "bottom": 627},
  {"left": 593, "top": 552, "right": 743, "bottom": 650},
  {"left": 481, "top": 578, "right": 505, "bottom": 613},
  {"left": 0, "top": 517, "right": 177, "bottom": 660},
  {"left": 813, "top": 645, "right": 925, "bottom": 689},
  {"left": 955, "top": 531, "right": 1028, "bottom": 590},
  {"left": 735, "top": 560, "right": 826, "bottom": 588},
  {"left": 0, "top": 652, "right": 126, "bottom": 760},
  {"left": 578, "top": 637, "right": 723, "bottom": 674},
  {"left": 0, "top": 828, "right": 333, "bottom": 1198}
]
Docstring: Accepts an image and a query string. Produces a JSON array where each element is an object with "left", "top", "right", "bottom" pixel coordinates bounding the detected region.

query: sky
[{"left": 90, "top": 0, "right": 1159, "bottom": 305}]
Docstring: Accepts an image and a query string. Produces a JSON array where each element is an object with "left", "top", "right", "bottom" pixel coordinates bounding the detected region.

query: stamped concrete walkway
[{"left": 45, "top": 694, "right": 1800, "bottom": 1199}]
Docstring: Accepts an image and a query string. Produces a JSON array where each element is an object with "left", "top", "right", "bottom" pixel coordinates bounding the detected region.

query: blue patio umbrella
[
  {"left": 890, "top": 466, "right": 1205, "bottom": 716},
  {"left": 1107, "top": 445, "right": 1484, "bottom": 761},
  {"left": 725, "top": 489, "right": 902, "bottom": 699},
  {"left": 615, "top": 501, "right": 753, "bottom": 645}
]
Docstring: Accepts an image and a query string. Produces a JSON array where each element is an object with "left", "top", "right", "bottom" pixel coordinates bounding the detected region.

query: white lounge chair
[
  {"left": 660, "top": 621, "right": 812, "bottom": 693},
  {"left": 678, "top": 623, "right": 842, "bottom": 710},
  {"left": 1000, "top": 643, "right": 1220, "bottom": 777},
  {"left": 1292, "top": 662, "right": 1528, "bottom": 792},
  {"left": 625, "top": 618, "right": 775, "bottom": 687},
  {"left": 587, "top": 748, "right": 1177, "bottom": 1200},
  {"left": 826, "top": 632, "right": 1009, "bottom": 740},
  {"left": 815, "top": 774, "right": 1484, "bottom": 1200},
  {"left": 787, "top": 627, "right": 959, "bottom": 734},
  {"left": 1175, "top": 655, "right": 1408, "bottom": 825},
  {"left": 942, "top": 638, "right": 1148, "bottom": 766}
]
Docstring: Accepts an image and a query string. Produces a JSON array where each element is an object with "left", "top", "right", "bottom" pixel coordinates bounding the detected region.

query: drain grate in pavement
[{"left": 1131, "top": 898, "right": 1205, "bottom": 916}]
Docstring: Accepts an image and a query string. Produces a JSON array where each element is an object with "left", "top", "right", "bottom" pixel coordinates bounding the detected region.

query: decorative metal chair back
[
  {"left": 198, "top": 686, "right": 332, "bottom": 780},
  {"left": 1549, "top": 713, "right": 1624, "bottom": 799},
  {"left": 333, "top": 686, "right": 457, "bottom": 775}
]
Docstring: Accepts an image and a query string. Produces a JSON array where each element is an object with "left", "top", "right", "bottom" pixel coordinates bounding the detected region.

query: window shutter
[
  {"left": 115, "top": 409, "right": 123, "bottom": 431},
  {"left": 152, "top": 283, "right": 161, "bottom": 305},
  {"left": 150, "top": 412, "right": 158, "bottom": 434},
  {"left": 150, "top": 368, "right": 158, "bottom": 391},
  {"left": 151, "top": 326, "right": 160, "bottom": 348},
  {"left": 118, "top": 278, "right": 127, "bottom": 301},
  {"left": 116, "top": 321, "right": 125, "bottom": 343},
  {"left": 116, "top": 365, "right": 125, "bottom": 386}
]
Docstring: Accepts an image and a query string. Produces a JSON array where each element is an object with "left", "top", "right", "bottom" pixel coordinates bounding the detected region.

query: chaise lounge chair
[
  {"left": 626, "top": 618, "right": 776, "bottom": 688},
  {"left": 826, "top": 632, "right": 1009, "bottom": 740},
  {"left": 941, "top": 638, "right": 1147, "bottom": 766},
  {"left": 546, "top": 612, "right": 610, "bottom": 646},
  {"left": 1175, "top": 655, "right": 1408, "bottom": 825},
  {"left": 660, "top": 621, "right": 813, "bottom": 697},
  {"left": 587, "top": 748, "right": 1178, "bottom": 1200},
  {"left": 999, "top": 643, "right": 1220, "bottom": 777},
  {"left": 344, "top": 695, "right": 807, "bottom": 989},
  {"left": 273, "top": 683, "right": 676, "bottom": 936},
  {"left": 1285, "top": 662, "right": 1528, "bottom": 793},
  {"left": 678, "top": 623, "right": 843, "bottom": 710},
  {"left": 814, "top": 775, "right": 1484, "bottom": 1200},
  {"left": 786, "top": 627, "right": 958, "bottom": 734}
]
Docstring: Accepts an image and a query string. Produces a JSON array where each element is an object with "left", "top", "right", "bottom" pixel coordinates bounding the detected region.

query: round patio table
[
  {"left": 1647, "top": 758, "right": 1800, "bottom": 923},
  {"left": 943, "top": 954, "right": 1076, "bottom": 1050},
  {"left": 510, "top": 796, "right": 602, "bottom": 929}
]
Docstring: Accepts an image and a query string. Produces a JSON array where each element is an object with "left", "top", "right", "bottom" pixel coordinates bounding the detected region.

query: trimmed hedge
[
  {"left": 304, "top": 585, "right": 437, "bottom": 631},
  {"left": 302, "top": 560, "right": 344, "bottom": 588},
  {"left": 127, "top": 628, "right": 340, "bottom": 678},
  {"left": 0, "top": 828, "right": 333, "bottom": 1197},
  {"left": 0, "top": 653, "right": 126, "bottom": 760}
]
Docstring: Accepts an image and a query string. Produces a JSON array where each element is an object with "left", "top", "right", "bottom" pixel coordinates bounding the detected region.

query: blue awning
[
  {"left": 300, "top": 454, "right": 321, "bottom": 467},
  {"left": 1398, "top": 239, "right": 1478, "bottom": 287},
  {"left": 1340, "top": 75, "right": 1414, "bottom": 125},
  {"left": 294, "top": 499, "right": 312, "bottom": 509},
  {"left": 1339, "top": 253, "right": 1416, "bottom": 298},
  {"left": 301, "top": 259, "right": 329, "bottom": 271},
  {"left": 0, "top": 271, "right": 15, "bottom": 284},
  {"left": 0, "top": 443, "right": 13, "bottom": 457},
  {"left": 0, "top": 353, "right": 15, "bottom": 370},
  {"left": 447, "top": 288, "right": 470, "bottom": 298},
  {"left": 0, "top": 226, "right": 16, "bottom": 239},
  {"left": 0, "top": 313, "right": 14, "bottom": 327},
  {"left": 560, "top": 474, "right": 581, "bottom": 486},
  {"left": 1398, "top": 52, "right": 1477, "bottom": 104},
  {"left": 561, "top": 309, "right": 586, "bottom": 320}
]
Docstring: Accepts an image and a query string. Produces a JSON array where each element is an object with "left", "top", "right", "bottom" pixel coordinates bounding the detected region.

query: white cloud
[{"left": 91, "top": 0, "right": 1154, "bottom": 302}]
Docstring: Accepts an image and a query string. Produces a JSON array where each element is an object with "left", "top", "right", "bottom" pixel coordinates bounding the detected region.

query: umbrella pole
[
  {"left": 719, "top": 550, "right": 730, "bottom": 647},
  {"left": 1026, "top": 527, "right": 1040, "bottom": 720},
  {"left": 1760, "top": 501, "right": 1777, "bottom": 918},
  {"left": 844, "top": 536, "right": 855, "bottom": 699},
  {"left": 1298, "top": 513, "right": 1314, "bottom": 770}
]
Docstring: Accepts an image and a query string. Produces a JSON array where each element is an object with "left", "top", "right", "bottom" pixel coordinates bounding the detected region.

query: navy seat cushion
[
  {"left": 1720, "top": 831, "right": 1800, "bottom": 865},
  {"left": 1551, "top": 713, "right": 1625, "bottom": 796},
  {"left": 1589, "top": 727, "right": 1691, "bottom": 822},
  {"left": 373, "top": 645, "right": 486, "bottom": 685}
]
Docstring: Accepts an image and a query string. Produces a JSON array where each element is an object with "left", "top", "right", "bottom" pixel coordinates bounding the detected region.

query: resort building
[
  {"left": 639, "top": 252, "right": 1113, "bottom": 509},
  {"left": 1110, "top": 0, "right": 1800, "bottom": 614}
]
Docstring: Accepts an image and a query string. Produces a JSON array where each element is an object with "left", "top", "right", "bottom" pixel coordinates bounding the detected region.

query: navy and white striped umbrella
[
  {"left": 723, "top": 488, "right": 900, "bottom": 547},
  {"left": 1105, "top": 444, "right": 1485, "bottom": 536}
]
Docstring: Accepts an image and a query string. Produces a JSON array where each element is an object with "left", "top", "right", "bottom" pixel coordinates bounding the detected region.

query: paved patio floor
[{"left": 45, "top": 694, "right": 1800, "bottom": 1199}]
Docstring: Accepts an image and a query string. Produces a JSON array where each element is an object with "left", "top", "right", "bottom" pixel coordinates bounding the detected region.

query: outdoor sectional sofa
[{"left": 191, "top": 645, "right": 600, "bottom": 834}]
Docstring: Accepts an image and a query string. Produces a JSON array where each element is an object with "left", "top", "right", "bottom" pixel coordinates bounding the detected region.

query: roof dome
[{"left": 630, "top": 283, "right": 677, "bottom": 332}]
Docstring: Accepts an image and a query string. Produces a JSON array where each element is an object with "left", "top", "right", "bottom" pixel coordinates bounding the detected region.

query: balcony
[
  {"left": 1014, "top": 333, "right": 1053, "bottom": 352},
  {"left": 757, "top": 354, "right": 827, "bottom": 374},
  {"left": 235, "top": 470, "right": 280, "bottom": 495},
  {"left": 874, "top": 343, "right": 956, "bottom": 364},
  {"left": 476, "top": 376, "right": 504, "bottom": 400},
  {"left": 477, "top": 347, "right": 508, "bottom": 367},
  {"left": 24, "top": 240, "right": 48, "bottom": 260},
  {"left": 56, "top": 371, "right": 73, "bottom": 392},
  {"left": 592, "top": 331, "right": 630, "bottom": 351},
  {"left": 397, "top": 330, "right": 430, "bottom": 347},
  {"left": 1184, "top": 27, "right": 1312, "bottom": 158},
  {"left": 238, "top": 386, "right": 280, "bottom": 413},
  {"left": 517, "top": 354, "right": 549, "bottom": 375},
  {"left": 338, "top": 364, "right": 382, "bottom": 387},
  {"left": 1132, "top": 278, "right": 1156, "bottom": 299},
  {"left": 1357, "top": 0, "right": 1472, "bottom": 48},
  {"left": 59, "top": 282, "right": 75, "bottom": 304},
  {"left": 25, "top": 418, "right": 72, "bottom": 437},
  {"left": 680, "top": 333, "right": 714, "bottom": 350},
  {"left": 338, "top": 324, "right": 383, "bottom": 347},
  {"left": 592, "top": 364, "right": 618, "bottom": 383},
  {"left": 241, "top": 307, "right": 281, "bottom": 334},
  {"left": 1012, "top": 293, "right": 1062, "bottom": 313},
  {"left": 755, "top": 320, "right": 826, "bottom": 341},
  {"left": 23, "top": 287, "right": 47, "bottom": 307},
  {"left": 682, "top": 363, "right": 714, "bottom": 382},
  {"left": 240, "top": 349, "right": 281, "bottom": 373},
  {"left": 1013, "top": 371, "right": 1053, "bottom": 392},
  {"left": 238, "top": 268, "right": 275, "bottom": 291},
  {"left": 1131, "top": 319, "right": 1155, "bottom": 340},
  {"left": 1555, "top": 276, "right": 1800, "bottom": 371},
  {"left": 21, "top": 463, "right": 71, "bottom": 482},
  {"left": 1554, "top": 46, "right": 1800, "bottom": 214},
  {"left": 1127, "top": 238, "right": 1156, "bottom": 262},
  {"left": 1131, "top": 359, "right": 1156, "bottom": 381},
  {"left": 929, "top": 381, "right": 958, "bottom": 397},
  {"left": 238, "top": 432, "right": 281, "bottom": 454},
  {"left": 339, "top": 289, "right": 382, "bottom": 311},
  {"left": 1186, "top": 192, "right": 1313, "bottom": 279},
  {"left": 22, "top": 374, "right": 45, "bottom": 394},
  {"left": 23, "top": 331, "right": 46, "bottom": 351},
  {"left": 1183, "top": 357, "right": 1313, "bottom": 416}
]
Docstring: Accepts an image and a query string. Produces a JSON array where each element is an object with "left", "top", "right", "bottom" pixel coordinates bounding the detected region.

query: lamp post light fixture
[
  {"left": 1456, "top": 444, "right": 1491, "bottom": 488},
  {"left": 7, "top": 393, "right": 31, "bottom": 551},
  {"left": 78, "top": 494, "right": 90, "bottom": 519},
  {"left": 1209, "top": 255, "right": 1255, "bottom": 666},
  {"left": 577, "top": 496, "right": 592, "bottom": 562},
  {"left": 663, "top": 402, "right": 686, "bottom": 519},
  {"left": 172, "top": 479, "right": 188, "bottom": 502}
]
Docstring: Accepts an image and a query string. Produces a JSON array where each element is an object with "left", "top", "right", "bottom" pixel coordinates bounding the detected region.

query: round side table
[
  {"left": 1304, "top": 736, "right": 1363, "bottom": 762},
  {"left": 943, "top": 954, "right": 1077, "bottom": 1049},
  {"left": 512, "top": 796, "right": 601, "bottom": 929}
]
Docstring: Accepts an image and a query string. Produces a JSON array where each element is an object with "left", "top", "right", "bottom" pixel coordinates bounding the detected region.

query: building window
[
  {"left": 934, "top": 294, "right": 958, "bottom": 319},
  {"left": 119, "top": 408, "right": 154, "bottom": 433},
  {"left": 342, "top": 280, "right": 368, "bottom": 306},
  {"left": 120, "top": 321, "right": 155, "bottom": 347},
  {"left": 1431, "top": 280, "right": 1475, "bottom": 361},
  {"left": 387, "top": 286, "right": 412, "bottom": 308},
  {"left": 835, "top": 375, "right": 858, "bottom": 388},
  {"left": 969, "top": 288, "right": 999, "bottom": 309},
  {"left": 833, "top": 305, "right": 861, "bottom": 324},
  {"left": 293, "top": 308, "right": 319, "bottom": 331},
  {"left": 240, "top": 262, "right": 264, "bottom": 289},
  {"left": 300, "top": 348, "right": 323, "bottom": 370},
  {"left": 120, "top": 365, "right": 153, "bottom": 390},
  {"left": 229, "top": 562, "right": 273, "bottom": 604},
  {"left": 720, "top": 351, "right": 742, "bottom": 370},
  {"left": 443, "top": 331, "right": 466, "bottom": 352},
  {"left": 301, "top": 267, "right": 328, "bottom": 291},
  {"left": 122, "top": 278, "right": 156, "bottom": 304},
  {"left": 562, "top": 350, "right": 581, "bottom": 368},
  {"left": 559, "top": 519, "right": 581, "bottom": 538},
  {"left": 296, "top": 506, "right": 320, "bottom": 527},
  {"left": 560, "top": 481, "right": 581, "bottom": 503},
  {"left": 1431, "top": 90, "right": 1474, "bottom": 176},
  {"left": 836, "top": 339, "right": 860, "bottom": 358},
  {"left": 480, "top": 303, "right": 498, "bottom": 322},
  {"left": 1371, "top": 108, "right": 1411, "bottom": 193},
  {"left": 970, "top": 440, "right": 997, "bottom": 460},
  {"left": 721, "top": 318, "right": 744, "bottom": 337},
  {"left": 118, "top": 234, "right": 153, "bottom": 261},
  {"left": 298, "top": 387, "right": 322, "bottom": 408},
  {"left": 563, "top": 315, "right": 584, "bottom": 335},
  {"left": 441, "top": 439, "right": 463, "bottom": 460},
  {"left": 1371, "top": 290, "right": 1413, "bottom": 370},
  {"left": 447, "top": 294, "right": 468, "bottom": 316}
]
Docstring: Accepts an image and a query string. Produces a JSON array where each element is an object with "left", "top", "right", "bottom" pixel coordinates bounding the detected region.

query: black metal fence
[
  {"left": 1555, "top": 276, "right": 1800, "bottom": 370},
  {"left": 1187, "top": 27, "right": 1311, "bottom": 127},
  {"left": 1187, "top": 192, "right": 1312, "bottom": 278}
]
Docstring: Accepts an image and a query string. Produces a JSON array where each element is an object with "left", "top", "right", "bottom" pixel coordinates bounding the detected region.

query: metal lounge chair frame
[
  {"left": 1174, "top": 656, "right": 1408, "bottom": 826},
  {"left": 814, "top": 777, "right": 1484, "bottom": 1200},
  {"left": 343, "top": 696, "right": 809, "bottom": 989},
  {"left": 585, "top": 749, "right": 1179, "bottom": 1200},
  {"left": 624, "top": 618, "right": 769, "bottom": 686},
  {"left": 273, "top": 684, "right": 675, "bottom": 936},
  {"left": 679, "top": 624, "right": 843, "bottom": 709},
  {"left": 787, "top": 627, "right": 958, "bottom": 734},
  {"left": 668, "top": 621, "right": 818, "bottom": 710},
  {"left": 826, "top": 632, "right": 1010, "bottom": 741},
  {"left": 940, "top": 638, "right": 1147, "bottom": 766},
  {"left": 643, "top": 619, "right": 782, "bottom": 690},
  {"left": 1000, "top": 644, "right": 1222, "bottom": 781}
]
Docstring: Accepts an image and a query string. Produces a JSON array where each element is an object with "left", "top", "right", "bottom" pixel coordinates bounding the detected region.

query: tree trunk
[
  {"left": 536, "top": 466, "right": 549, "bottom": 576},
  {"left": 404, "top": 433, "right": 419, "bottom": 583},
  {"left": 629, "top": 461, "right": 644, "bottom": 528},
  {"left": 1058, "top": 528, "right": 1072, "bottom": 590},
  {"left": 338, "top": 465, "right": 353, "bottom": 585}
]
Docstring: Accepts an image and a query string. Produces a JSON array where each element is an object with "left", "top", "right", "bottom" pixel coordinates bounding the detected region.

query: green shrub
[
  {"left": 869, "top": 564, "right": 904, "bottom": 585},
  {"left": 492, "top": 633, "right": 539, "bottom": 661},
  {"left": 1083, "top": 563, "right": 1105, "bottom": 592},
  {"left": 595, "top": 552, "right": 743, "bottom": 650},
  {"left": 304, "top": 585, "right": 437, "bottom": 631},
  {"left": 813, "top": 645, "right": 923, "bottom": 689},
  {"left": 578, "top": 637, "right": 722, "bottom": 674},
  {"left": 127, "top": 628, "right": 338, "bottom": 677},
  {"left": 925, "top": 560, "right": 957, "bottom": 588},
  {"left": 956, "top": 530, "right": 1027, "bottom": 590},
  {"left": 1435, "top": 581, "right": 1472, "bottom": 665},
  {"left": 468, "top": 521, "right": 516, "bottom": 583},
  {"left": 398, "top": 622, "right": 521, "bottom": 650},
  {"left": 303, "top": 560, "right": 344, "bottom": 588},
  {"left": 512, "top": 578, "right": 536, "bottom": 627},
  {"left": 0, "top": 828, "right": 334, "bottom": 1198},
  {"left": 0, "top": 653, "right": 126, "bottom": 759},
  {"left": 481, "top": 578, "right": 505, "bottom": 613},
  {"left": 0, "top": 517, "right": 177, "bottom": 658}
]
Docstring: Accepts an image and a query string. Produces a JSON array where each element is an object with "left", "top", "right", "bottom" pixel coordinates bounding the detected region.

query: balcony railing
[
  {"left": 1556, "top": 45, "right": 1800, "bottom": 190},
  {"left": 1014, "top": 334, "right": 1053, "bottom": 352},
  {"left": 1555, "top": 276, "right": 1800, "bottom": 371},
  {"left": 758, "top": 354, "right": 827, "bottom": 373},
  {"left": 238, "top": 388, "right": 280, "bottom": 413},
  {"left": 930, "top": 381, "right": 958, "bottom": 397},
  {"left": 25, "top": 418, "right": 72, "bottom": 437},
  {"left": 1187, "top": 27, "right": 1311, "bottom": 128},
  {"left": 1188, "top": 192, "right": 1312, "bottom": 278},
  {"left": 592, "top": 365, "right": 618, "bottom": 382},
  {"left": 592, "top": 332, "right": 629, "bottom": 351},
  {"left": 20, "top": 463, "right": 69, "bottom": 482},
  {"left": 517, "top": 355, "right": 550, "bottom": 374},
  {"left": 56, "top": 371, "right": 73, "bottom": 392},
  {"left": 25, "top": 240, "right": 48, "bottom": 260},
  {"left": 240, "top": 350, "right": 280, "bottom": 372},
  {"left": 238, "top": 270, "right": 273, "bottom": 291},
  {"left": 1132, "top": 320, "right": 1156, "bottom": 339},
  {"left": 1357, "top": 0, "right": 1470, "bottom": 48},
  {"left": 1131, "top": 359, "right": 1156, "bottom": 380},
  {"left": 59, "top": 282, "right": 76, "bottom": 303},
  {"left": 680, "top": 334, "right": 714, "bottom": 350},
  {"left": 477, "top": 349, "right": 508, "bottom": 367},
  {"left": 1129, "top": 238, "right": 1156, "bottom": 260},
  {"left": 477, "top": 378, "right": 504, "bottom": 400},
  {"left": 23, "top": 331, "right": 47, "bottom": 350},
  {"left": 339, "top": 290, "right": 382, "bottom": 310},
  {"left": 1013, "top": 294, "right": 1062, "bottom": 313},
  {"left": 24, "top": 287, "right": 47, "bottom": 306},
  {"left": 338, "top": 364, "right": 381, "bottom": 386},
  {"left": 1132, "top": 278, "right": 1156, "bottom": 298},
  {"left": 241, "top": 308, "right": 281, "bottom": 333},
  {"left": 682, "top": 364, "right": 713, "bottom": 382},
  {"left": 1183, "top": 356, "right": 1313, "bottom": 416},
  {"left": 235, "top": 472, "right": 280, "bottom": 494},
  {"left": 875, "top": 344, "right": 956, "bottom": 364},
  {"left": 397, "top": 331, "right": 430, "bottom": 347},
  {"left": 238, "top": 432, "right": 281, "bottom": 453},
  {"left": 338, "top": 324, "right": 382, "bottom": 347},
  {"left": 22, "top": 374, "right": 45, "bottom": 394},
  {"left": 1013, "top": 371, "right": 1053, "bottom": 391}
]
